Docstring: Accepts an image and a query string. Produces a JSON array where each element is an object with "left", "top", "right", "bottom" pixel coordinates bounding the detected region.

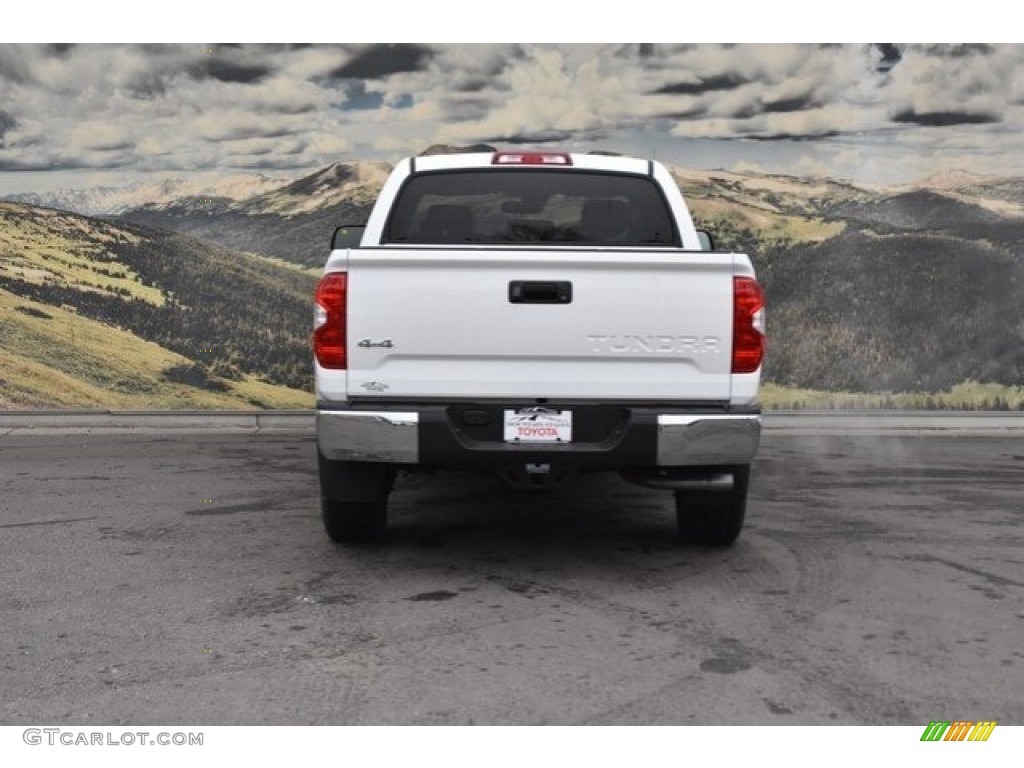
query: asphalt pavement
[{"left": 1, "top": 414, "right": 1022, "bottom": 724}]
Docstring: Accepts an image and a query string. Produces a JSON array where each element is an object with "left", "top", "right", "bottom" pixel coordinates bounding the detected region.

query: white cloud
[
  {"left": 1, "top": 43, "right": 1023, "bottom": 185},
  {"left": 795, "top": 154, "right": 832, "bottom": 177},
  {"left": 305, "top": 133, "right": 351, "bottom": 156},
  {"left": 732, "top": 160, "right": 768, "bottom": 174},
  {"left": 887, "top": 47, "right": 1002, "bottom": 117},
  {"left": 834, "top": 148, "right": 862, "bottom": 168}
]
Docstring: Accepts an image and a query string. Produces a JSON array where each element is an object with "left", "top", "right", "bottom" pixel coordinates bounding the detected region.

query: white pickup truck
[{"left": 313, "top": 150, "right": 765, "bottom": 546}]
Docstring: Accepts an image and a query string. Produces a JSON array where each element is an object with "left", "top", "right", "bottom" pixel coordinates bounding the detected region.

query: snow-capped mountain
[{"left": 3, "top": 173, "right": 293, "bottom": 216}]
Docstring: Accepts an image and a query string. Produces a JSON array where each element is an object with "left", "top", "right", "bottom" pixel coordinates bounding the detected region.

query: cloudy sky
[{"left": 1, "top": 42, "right": 1022, "bottom": 194}]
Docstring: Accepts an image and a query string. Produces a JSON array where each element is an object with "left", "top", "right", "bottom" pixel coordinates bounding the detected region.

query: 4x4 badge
[{"left": 358, "top": 338, "right": 394, "bottom": 348}]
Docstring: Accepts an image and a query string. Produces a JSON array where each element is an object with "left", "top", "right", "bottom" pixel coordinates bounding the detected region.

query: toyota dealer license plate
[{"left": 503, "top": 408, "right": 572, "bottom": 443}]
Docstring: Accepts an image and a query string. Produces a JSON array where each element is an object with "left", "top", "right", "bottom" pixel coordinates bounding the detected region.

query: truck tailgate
[{"left": 344, "top": 248, "right": 738, "bottom": 402}]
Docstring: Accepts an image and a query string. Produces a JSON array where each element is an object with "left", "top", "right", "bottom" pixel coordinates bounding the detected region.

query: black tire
[
  {"left": 321, "top": 495, "right": 388, "bottom": 543},
  {"left": 318, "top": 454, "right": 395, "bottom": 542},
  {"left": 674, "top": 465, "right": 749, "bottom": 547}
]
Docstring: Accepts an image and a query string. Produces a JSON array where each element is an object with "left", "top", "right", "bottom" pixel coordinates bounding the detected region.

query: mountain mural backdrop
[{"left": 2, "top": 158, "right": 1023, "bottom": 409}]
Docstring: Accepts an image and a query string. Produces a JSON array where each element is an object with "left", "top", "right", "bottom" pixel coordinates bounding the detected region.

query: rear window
[{"left": 382, "top": 169, "right": 679, "bottom": 246}]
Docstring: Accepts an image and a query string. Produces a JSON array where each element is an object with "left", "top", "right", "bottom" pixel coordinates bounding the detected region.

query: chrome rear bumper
[
  {"left": 317, "top": 410, "right": 419, "bottom": 463},
  {"left": 317, "top": 408, "right": 760, "bottom": 467},
  {"left": 655, "top": 414, "right": 761, "bottom": 465}
]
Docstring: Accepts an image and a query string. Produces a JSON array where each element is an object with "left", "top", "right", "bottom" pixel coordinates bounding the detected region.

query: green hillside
[
  {"left": 674, "top": 168, "right": 855, "bottom": 249},
  {"left": 757, "top": 229, "right": 1024, "bottom": 392},
  {"left": 120, "top": 162, "right": 384, "bottom": 268},
  {"left": 0, "top": 202, "right": 315, "bottom": 409}
]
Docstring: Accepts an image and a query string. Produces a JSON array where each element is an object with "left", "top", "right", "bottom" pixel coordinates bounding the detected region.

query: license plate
[{"left": 503, "top": 408, "right": 572, "bottom": 443}]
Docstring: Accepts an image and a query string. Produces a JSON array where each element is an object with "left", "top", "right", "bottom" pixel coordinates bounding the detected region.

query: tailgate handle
[{"left": 509, "top": 281, "right": 572, "bottom": 304}]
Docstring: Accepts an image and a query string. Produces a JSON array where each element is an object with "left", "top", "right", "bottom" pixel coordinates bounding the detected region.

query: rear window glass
[{"left": 383, "top": 170, "right": 678, "bottom": 246}]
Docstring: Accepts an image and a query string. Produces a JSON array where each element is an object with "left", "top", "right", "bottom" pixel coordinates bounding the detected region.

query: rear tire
[
  {"left": 321, "top": 496, "right": 388, "bottom": 543},
  {"left": 674, "top": 465, "right": 749, "bottom": 547},
  {"left": 318, "top": 453, "right": 395, "bottom": 542}
]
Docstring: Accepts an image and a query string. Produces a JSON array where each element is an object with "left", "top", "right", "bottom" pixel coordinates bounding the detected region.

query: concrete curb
[
  {"left": 0, "top": 410, "right": 313, "bottom": 434},
  {"left": 762, "top": 412, "right": 1024, "bottom": 434},
  {"left": 2, "top": 410, "right": 1024, "bottom": 435}
]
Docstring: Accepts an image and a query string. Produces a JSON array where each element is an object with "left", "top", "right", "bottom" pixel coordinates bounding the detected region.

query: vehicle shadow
[{"left": 320, "top": 469, "right": 759, "bottom": 587}]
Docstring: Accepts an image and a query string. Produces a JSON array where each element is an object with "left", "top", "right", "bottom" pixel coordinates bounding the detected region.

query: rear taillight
[
  {"left": 492, "top": 151, "right": 572, "bottom": 166},
  {"left": 732, "top": 276, "right": 765, "bottom": 374},
  {"left": 313, "top": 272, "right": 347, "bottom": 369}
]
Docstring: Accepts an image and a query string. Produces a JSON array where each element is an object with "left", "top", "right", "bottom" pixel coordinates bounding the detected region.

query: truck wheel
[
  {"left": 318, "top": 454, "right": 395, "bottom": 542},
  {"left": 674, "top": 465, "right": 749, "bottom": 547},
  {"left": 321, "top": 496, "right": 388, "bottom": 543}
]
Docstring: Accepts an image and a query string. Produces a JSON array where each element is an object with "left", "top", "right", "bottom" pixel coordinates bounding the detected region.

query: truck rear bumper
[
  {"left": 655, "top": 414, "right": 761, "bottom": 465},
  {"left": 317, "top": 406, "right": 760, "bottom": 468},
  {"left": 317, "top": 410, "right": 421, "bottom": 464}
]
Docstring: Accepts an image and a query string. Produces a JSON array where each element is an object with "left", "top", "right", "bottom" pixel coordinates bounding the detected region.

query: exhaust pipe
[{"left": 621, "top": 470, "right": 736, "bottom": 491}]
